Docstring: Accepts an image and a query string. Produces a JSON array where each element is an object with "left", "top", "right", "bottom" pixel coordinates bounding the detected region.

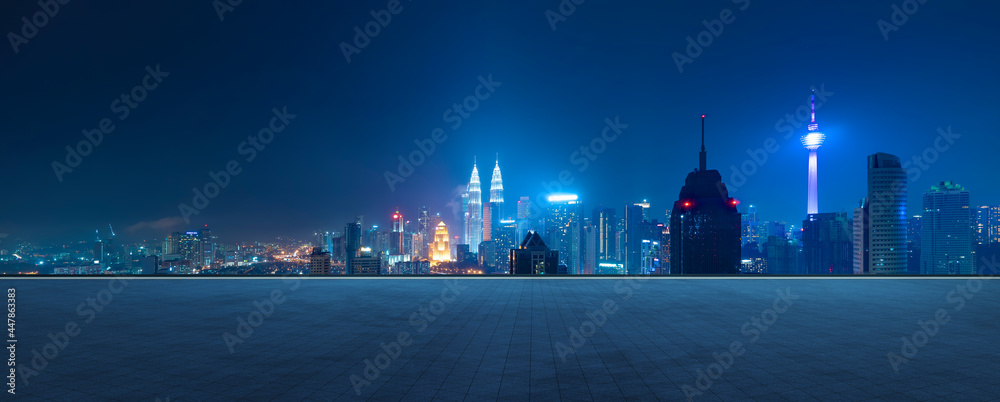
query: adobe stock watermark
[
  {"left": 178, "top": 107, "right": 296, "bottom": 223},
  {"left": 17, "top": 276, "right": 132, "bottom": 386},
  {"left": 222, "top": 276, "right": 300, "bottom": 354},
  {"left": 672, "top": 0, "right": 750, "bottom": 73},
  {"left": 526, "top": 115, "right": 628, "bottom": 219},
  {"left": 213, "top": 0, "right": 245, "bottom": 22},
  {"left": 6, "top": 0, "right": 72, "bottom": 55},
  {"left": 682, "top": 288, "right": 799, "bottom": 400},
  {"left": 349, "top": 279, "right": 468, "bottom": 395},
  {"left": 339, "top": 0, "right": 412, "bottom": 64},
  {"left": 52, "top": 64, "right": 170, "bottom": 182},
  {"left": 901, "top": 126, "right": 959, "bottom": 182},
  {"left": 722, "top": 84, "right": 833, "bottom": 196},
  {"left": 384, "top": 74, "right": 501, "bottom": 192},
  {"left": 877, "top": 0, "right": 930, "bottom": 41},
  {"left": 554, "top": 276, "right": 647, "bottom": 363},
  {"left": 544, "top": 0, "right": 587, "bottom": 32},
  {"left": 887, "top": 255, "right": 997, "bottom": 373}
]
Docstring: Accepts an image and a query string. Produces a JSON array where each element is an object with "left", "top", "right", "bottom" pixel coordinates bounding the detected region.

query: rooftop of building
[{"left": 11, "top": 277, "right": 1000, "bottom": 400}]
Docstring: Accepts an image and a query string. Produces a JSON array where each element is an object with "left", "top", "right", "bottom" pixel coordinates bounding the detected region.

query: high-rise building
[
  {"left": 583, "top": 222, "right": 597, "bottom": 275},
  {"left": 417, "top": 206, "right": 430, "bottom": 257},
  {"left": 494, "top": 219, "right": 518, "bottom": 273},
  {"left": 510, "top": 230, "right": 559, "bottom": 275},
  {"left": 516, "top": 196, "right": 543, "bottom": 241},
  {"left": 633, "top": 200, "right": 651, "bottom": 223},
  {"left": 164, "top": 232, "right": 179, "bottom": 255},
  {"left": 669, "top": 116, "right": 741, "bottom": 275},
  {"left": 741, "top": 204, "right": 759, "bottom": 246},
  {"left": 455, "top": 244, "right": 471, "bottom": 264},
  {"left": 658, "top": 222, "right": 670, "bottom": 274},
  {"left": 490, "top": 157, "right": 504, "bottom": 220},
  {"left": 345, "top": 217, "right": 363, "bottom": 269},
  {"left": 856, "top": 153, "right": 908, "bottom": 275},
  {"left": 350, "top": 247, "right": 381, "bottom": 275},
  {"left": 141, "top": 255, "right": 160, "bottom": 275},
  {"left": 853, "top": 200, "right": 869, "bottom": 274},
  {"left": 462, "top": 192, "right": 470, "bottom": 246},
  {"left": 975, "top": 205, "right": 1000, "bottom": 245},
  {"left": 623, "top": 204, "right": 643, "bottom": 274},
  {"left": 431, "top": 222, "right": 452, "bottom": 263},
  {"left": 482, "top": 202, "right": 494, "bottom": 242},
  {"left": 921, "top": 181, "right": 974, "bottom": 274},
  {"left": 478, "top": 240, "right": 497, "bottom": 270},
  {"left": 907, "top": 215, "right": 922, "bottom": 274},
  {"left": 801, "top": 91, "right": 827, "bottom": 215},
  {"left": 390, "top": 210, "right": 404, "bottom": 256},
  {"left": 640, "top": 239, "right": 662, "bottom": 275},
  {"left": 546, "top": 194, "right": 583, "bottom": 274},
  {"left": 466, "top": 161, "right": 483, "bottom": 251},
  {"left": 309, "top": 247, "right": 332, "bottom": 275},
  {"left": 592, "top": 207, "right": 617, "bottom": 263},
  {"left": 766, "top": 236, "right": 801, "bottom": 274},
  {"left": 178, "top": 231, "right": 199, "bottom": 263},
  {"left": 801, "top": 213, "right": 853, "bottom": 274},
  {"left": 199, "top": 227, "right": 214, "bottom": 267}
]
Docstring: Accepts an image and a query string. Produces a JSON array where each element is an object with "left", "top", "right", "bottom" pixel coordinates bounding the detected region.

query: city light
[
  {"left": 547, "top": 194, "right": 579, "bottom": 202},
  {"left": 801, "top": 132, "right": 826, "bottom": 150}
]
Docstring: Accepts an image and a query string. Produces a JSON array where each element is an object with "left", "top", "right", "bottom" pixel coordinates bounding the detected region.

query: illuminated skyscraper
[
  {"left": 345, "top": 217, "right": 363, "bottom": 271},
  {"left": 489, "top": 156, "right": 504, "bottom": 219},
  {"left": 466, "top": 160, "right": 483, "bottom": 251},
  {"left": 669, "top": 115, "right": 741, "bottom": 275},
  {"left": 634, "top": 200, "right": 651, "bottom": 222},
  {"left": 801, "top": 91, "right": 826, "bottom": 215},
  {"left": 546, "top": 194, "right": 583, "bottom": 274},
  {"left": 856, "top": 153, "right": 908, "bottom": 275},
  {"left": 975, "top": 205, "right": 1000, "bottom": 245},
  {"left": 802, "top": 213, "right": 853, "bottom": 274},
  {"left": 623, "top": 204, "right": 643, "bottom": 274},
  {"left": 517, "top": 196, "right": 540, "bottom": 241},
  {"left": 741, "top": 204, "right": 759, "bottom": 246},
  {"left": 389, "top": 210, "right": 404, "bottom": 256},
  {"left": 431, "top": 222, "right": 452, "bottom": 262},
  {"left": 592, "top": 207, "right": 617, "bottom": 262},
  {"left": 921, "top": 181, "right": 973, "bottom": 274}
]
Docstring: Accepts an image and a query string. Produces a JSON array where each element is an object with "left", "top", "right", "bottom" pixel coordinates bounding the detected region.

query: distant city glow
[{"left": 547, "top": 194, "right": 579, "bottom": 202}]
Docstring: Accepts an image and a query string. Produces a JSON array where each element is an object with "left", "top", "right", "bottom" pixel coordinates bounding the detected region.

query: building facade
[{"left": 921, "top": 181, "right": 973, "bottom": 274}]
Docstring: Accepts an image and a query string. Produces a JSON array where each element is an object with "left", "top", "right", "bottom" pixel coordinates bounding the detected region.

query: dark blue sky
[{"left": 1, "top": 0, "right": 998, "bottom": 242}]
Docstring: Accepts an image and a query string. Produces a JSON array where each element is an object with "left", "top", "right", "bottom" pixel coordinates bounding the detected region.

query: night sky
[{"left": 1, "top": 0, "right": 998, "bottom": 242}]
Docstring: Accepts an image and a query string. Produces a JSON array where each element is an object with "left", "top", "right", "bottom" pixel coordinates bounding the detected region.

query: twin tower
[{"left": 463, "top": 156, "right": 503, "bottom": 251}]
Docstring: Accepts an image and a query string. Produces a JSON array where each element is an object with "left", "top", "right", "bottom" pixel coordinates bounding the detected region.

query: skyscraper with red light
[
  {"left": 389, "top": 210, "right": 404, "bottom": 256},
  {"left": 801, "top": 91, "right": 826, "bottom": 215},
  {"left": 669, "top": 115, "right": 741, "bottom": 275}
]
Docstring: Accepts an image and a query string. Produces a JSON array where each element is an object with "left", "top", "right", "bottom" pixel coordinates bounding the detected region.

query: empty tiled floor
[{"left": 7, "top": 277, "right": 1000, "bottom": 400}]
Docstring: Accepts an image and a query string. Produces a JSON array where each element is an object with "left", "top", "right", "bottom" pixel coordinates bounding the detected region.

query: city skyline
[{"left": 1, "top": 2, "right": 997, "bottom": 243}]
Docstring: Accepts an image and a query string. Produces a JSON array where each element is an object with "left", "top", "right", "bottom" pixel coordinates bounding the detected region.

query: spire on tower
[
  {"left": 699, "top": 115, "right": 707, "bottom": 171},
  {"left": 810, "top": 89, "right": 816, "bottom": 124}
]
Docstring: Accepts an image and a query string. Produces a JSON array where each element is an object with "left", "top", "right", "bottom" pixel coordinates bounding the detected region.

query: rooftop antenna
[
  {"left": 810, "top": 89, "right": 816, "bottom": 124},
  {"left": 699, "top": 115, "right": 707, "bottom": 171}
]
